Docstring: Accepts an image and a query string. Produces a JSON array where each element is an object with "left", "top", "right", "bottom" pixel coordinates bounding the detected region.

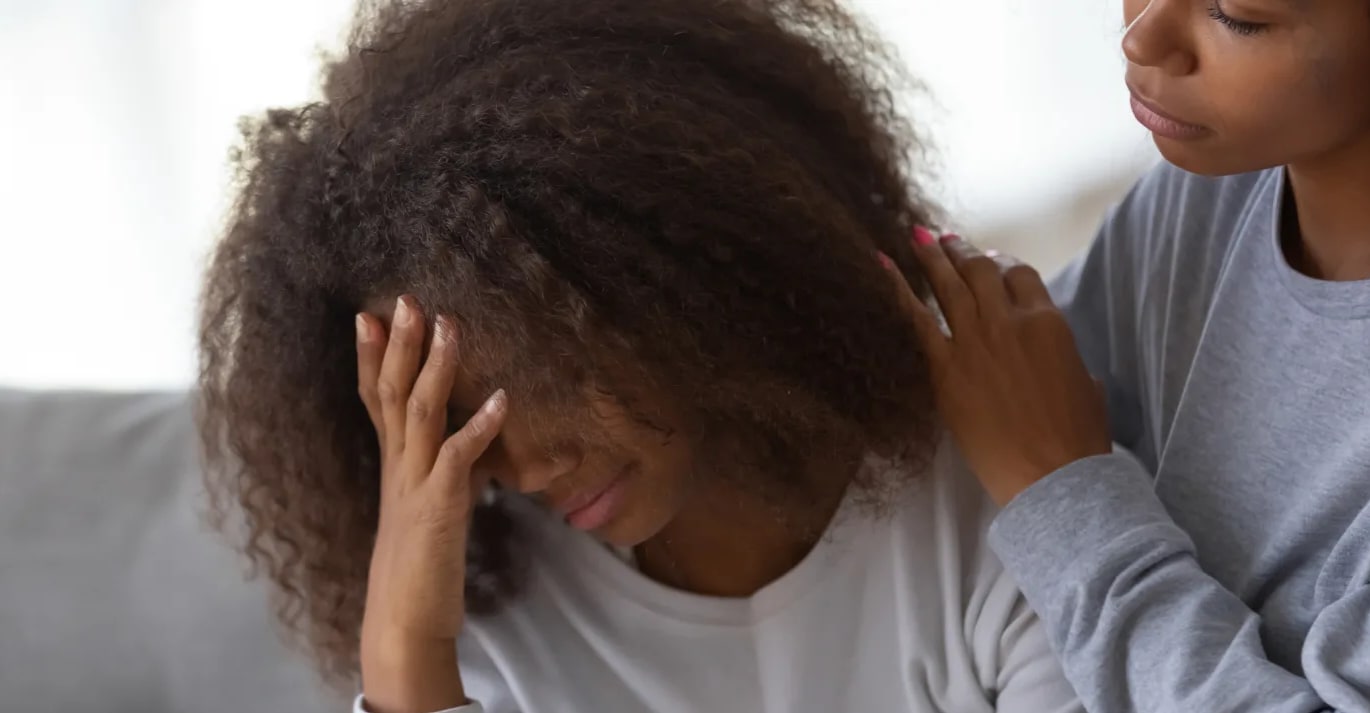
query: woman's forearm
[{"left": 360, "top": 633, "right": 468, "bottom": 713}]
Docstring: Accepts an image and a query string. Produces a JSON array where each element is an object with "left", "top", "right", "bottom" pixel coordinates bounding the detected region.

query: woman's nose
[{"left": 1122, "top": 0, "right": 1197, "bottom": 77}]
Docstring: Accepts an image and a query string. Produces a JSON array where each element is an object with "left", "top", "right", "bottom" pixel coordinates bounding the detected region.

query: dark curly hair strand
[{"left": 198, "top": 0, "right": 942, "bottom": 687}]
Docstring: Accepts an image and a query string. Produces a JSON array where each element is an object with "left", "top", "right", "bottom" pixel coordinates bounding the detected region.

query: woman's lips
[
  {"left": 552, "top": 466, "right": 632, "bottom": 532},
  {"left": 1128, "top": 90, "right": 1209, "bottom": 141}
]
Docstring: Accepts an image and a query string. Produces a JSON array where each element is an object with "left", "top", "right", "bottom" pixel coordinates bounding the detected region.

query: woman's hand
[
  {"left": 356, "top": 296, "right": 509, "bottom": 713},
  {"left": 889, "top": 229, "right": 1112, "bottom": 507}
]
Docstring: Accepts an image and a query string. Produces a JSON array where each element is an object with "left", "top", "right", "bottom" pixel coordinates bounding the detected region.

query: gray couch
[{"left": 0, "top": 389, "right": 341, "bottom": 713}]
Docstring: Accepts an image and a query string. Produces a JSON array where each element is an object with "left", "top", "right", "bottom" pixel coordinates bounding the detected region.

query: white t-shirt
[{"left": 356, "top": 444, "right": 1081, "bottom": 713}]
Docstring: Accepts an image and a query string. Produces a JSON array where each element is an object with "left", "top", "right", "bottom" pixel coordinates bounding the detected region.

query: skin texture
[
  {"left": 196, "top": 0, "right": 944, "bottom": 688},
  {"left": 354, "top": 306, "right": 503, "bottom": 712},
  {"left": 887, "top": 231, "right": 1111, "bottom": 508},
  {"left": 1123, "top": 0, "right": 1370, "bottom": 279},
  {"left": 1122, "top": 0, "right": 1370, "bottom": 179},
  {"left": 359, "top": 296, "right": 693, "bottom": 555}
]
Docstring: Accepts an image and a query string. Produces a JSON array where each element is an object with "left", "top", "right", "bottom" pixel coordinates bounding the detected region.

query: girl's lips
[
  {"left": 562, "top": 473, "right": 629, "bottom": 532},
  {"left": 550, "top": 463, "right": 634, "bottom": 530},
  {"left": 553, "top": 478, "right": 611, "bottom": 516},
  {"left": 1128, "top": 90, "right": 1210, "bottom": 141}
]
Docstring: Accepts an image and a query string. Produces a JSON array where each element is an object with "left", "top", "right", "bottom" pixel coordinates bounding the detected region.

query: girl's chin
[{"left": 590, "top": 507, "right": 672, "bottom": 549}]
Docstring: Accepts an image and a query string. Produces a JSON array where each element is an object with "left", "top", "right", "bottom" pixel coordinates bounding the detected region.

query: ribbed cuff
[
  {"left": 353, "top": 693, "right": 484, "bottom": 713},
  {"left": 988, "top": 451, "right": 1193, "bottom": 608}
]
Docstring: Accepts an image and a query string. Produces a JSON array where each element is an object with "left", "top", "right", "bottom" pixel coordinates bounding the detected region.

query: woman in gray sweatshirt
[{"left": 887, "top": 1, "right": 1370, "bottom": 711}]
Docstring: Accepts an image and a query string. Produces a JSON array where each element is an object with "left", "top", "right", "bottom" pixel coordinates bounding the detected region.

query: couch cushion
[{"left": 0, "top": 389, "right": 341, "bottom": 713}]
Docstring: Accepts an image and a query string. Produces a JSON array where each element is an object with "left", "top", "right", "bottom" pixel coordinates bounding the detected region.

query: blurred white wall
[{"left": 0, "top": 0, "right": 1156, "bottom": 390}]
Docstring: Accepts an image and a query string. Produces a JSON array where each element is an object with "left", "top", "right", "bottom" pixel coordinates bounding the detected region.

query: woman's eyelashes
[{"left": 1208, "top": 1, "right": 1268, "bottom": 36}]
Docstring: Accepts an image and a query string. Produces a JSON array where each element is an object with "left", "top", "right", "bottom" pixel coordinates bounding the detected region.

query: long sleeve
[
  {"left": 352, "top": 695, "right": 483, "bottom": 713},
  {"left": 988, "top": 454, "right": 1370, "bottom": 712},
  {"left": 990, "top": 165, "right": 1370, "bottom": 713},
  {"left": 958, "top": 461, "right": 1084, "bottom": 713},
  {"left": 1045, "top": 183, "right": 1148, "bottom": 461},
  {"left": 967, "top": 551, "right": 1084, "bottom": 713},
  {"left": 992, "top": 600, "right": 1083, "bottom": 713}
]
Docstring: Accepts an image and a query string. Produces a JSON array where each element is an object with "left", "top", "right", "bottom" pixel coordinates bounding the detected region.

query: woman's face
[
  {"left": 446, "top": 364, "right": 697, "bottom": 548},
  {"left": 366, "top": 296, "right": 697, "bottom": 546},
  {"left": 1121, "top": 0, "right": 1370, "bottom": 176}
]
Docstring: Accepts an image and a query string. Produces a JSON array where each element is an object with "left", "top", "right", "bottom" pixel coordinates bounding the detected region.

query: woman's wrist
[{"left": 360, "top": 631, "right": 467, "bottom": 713}]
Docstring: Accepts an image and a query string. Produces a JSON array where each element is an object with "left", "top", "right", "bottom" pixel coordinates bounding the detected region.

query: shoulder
[
  {"left": 1048, "top": 163, "right": 1281, "bottom": 357},
  {"left": 882, "top": 444, "right": 1077, "bottom": 706},
  {"left": 1097, "top": 163, "right": 1279, "bottom": 286},
  {"left": 1115, "top": 161, "right": 1273, "bottom": 231},
  {"left": 878, "top": 441, "right": 1020, "bottom": 625},
  {"left": 876, "top": 439, "right": 1000, "bottom": 566}
]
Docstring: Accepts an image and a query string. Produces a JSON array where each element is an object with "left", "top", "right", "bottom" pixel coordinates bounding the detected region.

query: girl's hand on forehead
[
  {"left": 882, "top": 229, "right": 1112, "bottom": 507},
  {"left": 355, "top": 295, "right": 507, "bottom": 712}
]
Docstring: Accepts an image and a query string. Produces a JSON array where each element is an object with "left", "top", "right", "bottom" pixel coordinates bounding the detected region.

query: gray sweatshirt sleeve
[{"left": 987, "top": 168, "right": 1370, "bottom": 713}]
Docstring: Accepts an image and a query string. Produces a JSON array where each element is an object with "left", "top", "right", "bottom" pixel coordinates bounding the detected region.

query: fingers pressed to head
[
  {"left": 434, "top": 388, "right": 509, "bottom": 499},
  {"left": 400, "top": 315, "right": 462, "bottom": 491},
  {"left": 355, "top": 313, "right": 386, "bottom": 437},
  {"left": 377, "top": 296, "right": 425, "bottom": 457}
]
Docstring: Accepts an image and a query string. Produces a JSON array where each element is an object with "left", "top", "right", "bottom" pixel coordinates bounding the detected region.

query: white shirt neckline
[{"left": 510, "top": 491, "right": 862, "bottom": 629}]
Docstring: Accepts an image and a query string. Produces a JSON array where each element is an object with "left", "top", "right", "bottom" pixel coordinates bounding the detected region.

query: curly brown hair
[{"left": 198, "top": 0, "right": 942, "bottom": 687}]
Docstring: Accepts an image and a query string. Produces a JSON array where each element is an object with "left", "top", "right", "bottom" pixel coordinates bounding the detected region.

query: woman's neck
[
  {"left": 633, "top": 468, "right": 851, "bottom": 598},
  {"left": 1284, "top": 131, "right": 1370, "bottom": 281}
]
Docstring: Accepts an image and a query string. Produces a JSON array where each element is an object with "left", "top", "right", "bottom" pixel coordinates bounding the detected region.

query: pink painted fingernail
[
  {"left": 913, "top": 226, "right": 936, "bottom": 246},
  {"left": 939, "top": 233, "right": 961, "bottom": 245},
  {"left": 877, "top": 251, "right": 895, "bottom": 271}
]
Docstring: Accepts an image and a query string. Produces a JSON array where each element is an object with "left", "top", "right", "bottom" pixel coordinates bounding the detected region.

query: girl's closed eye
[{"left": 1208, "top": 0, "right": 1268, "bottom": 36}]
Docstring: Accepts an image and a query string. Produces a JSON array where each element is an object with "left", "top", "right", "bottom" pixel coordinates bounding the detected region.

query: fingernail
[
  {"left": 355, "top": 313, "right": 370, "bottom": 342},
  {"left": 877, "top": 251, "right": 895, "bottom": 271},
  {"left": 985, "top": 249, "right": 1001, "bottom": 258},
  {"left": 483, "top": 388, "right": 507, "bottom": 415},
  {"left": 939, "top": 233, "right": 961, "bottom": 245},
  {"left": 394, "top": 296, "right": 411, "bottom": 326},
  {"left": 913, "top": 226, "right": 936, "bottom": 246}
]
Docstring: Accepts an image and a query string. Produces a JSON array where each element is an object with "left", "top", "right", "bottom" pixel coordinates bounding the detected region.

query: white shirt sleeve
[
  {"left": 985, "top": 592, "right": 1083, "bottom": 713},
  {"left": 964, "top": 492, "right": 1083, "bottom": 713},
  {"left": 351, "top": 694, "right": 484, "bottom": 713}
]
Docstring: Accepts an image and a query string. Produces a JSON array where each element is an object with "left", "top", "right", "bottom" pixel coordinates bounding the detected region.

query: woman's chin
[
  {"left": 591, "top": 506, "right": 673, "bottom": 548},
  {"left": 1153, "top": 134, "right": 1277, "bottom": 178}
]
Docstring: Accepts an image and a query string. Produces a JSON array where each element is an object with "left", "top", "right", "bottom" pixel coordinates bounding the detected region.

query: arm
[
  {"left": 355, "top": 636, "right": 477, "bottom": 713},
  {"left": 998, "top": 172, "right": 1370, "bottom": 712},
  {"left": 351, "top": 302, "right": 512, "bottom": 713},
  {"left": 353, "top": 633, "right": 518, "bottom": 713},
  {"left": 1044, "top": 204, "right": 1146, "bottom": 457},
  {"left": 355, "top": 696, "right": 481, "bottom": 713},
  {"left": 989, "top": 453, "right": 1370, "bottom": 712},
  {"left": 890, "top": 172, "right": 1370, "bottom": 712},
  {"left": 966, "top": 547, "right": 1084, "bottom": 713}
]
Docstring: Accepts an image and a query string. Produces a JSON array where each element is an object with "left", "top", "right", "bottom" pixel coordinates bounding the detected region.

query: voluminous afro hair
[{"left": 198, "top": 0, "right": 941, "bottom": 685}]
